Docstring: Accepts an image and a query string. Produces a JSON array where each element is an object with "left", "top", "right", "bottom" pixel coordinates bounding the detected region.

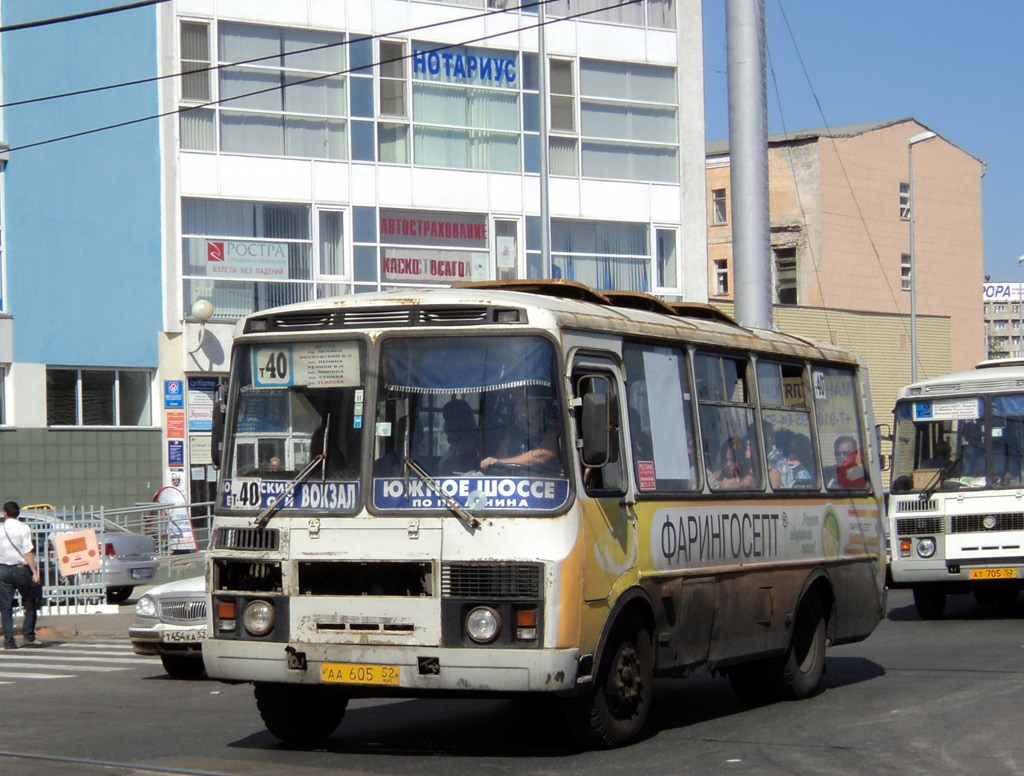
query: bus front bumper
[
  {"left": 203, "top": 641, "right": 582, "bottom": 693},
  {"left": 890, "top": 559, "right": 1024, "bottom": 587}
]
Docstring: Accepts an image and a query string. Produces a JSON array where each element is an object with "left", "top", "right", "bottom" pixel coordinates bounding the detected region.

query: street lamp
[{"left": 908, "top": 130, "right": 936, "bottom": 383}]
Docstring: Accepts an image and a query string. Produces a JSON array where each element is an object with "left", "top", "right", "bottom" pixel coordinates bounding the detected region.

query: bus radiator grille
[
  {"left": 951, "top": 513, "right": 1024, "bottom": 533},
  {"left": 213, "top": 527, "right": 281, "bottom": 551},
  {"left": 441, "top": 563, "right": 542, "bottom": 600},
  {"left": 896, "top": 517, "right": 944, "bottom": 536},
  {"left": 896, "top": 499, "right": 937, "bottom": 513}
]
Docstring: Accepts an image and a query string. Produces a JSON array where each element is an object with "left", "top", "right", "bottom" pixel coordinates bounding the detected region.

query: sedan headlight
[
  {"left": 135, "top": 595, "right": 158, "bottom": 619},
  {"left": 465, "top": 606, "right": 500, "bottom": 644},
  {"left": 242, "top": 600, "right": 275, "bottom": 636},
  {"left": 917, "top": 537, "right": 937, "bottom": 558}
]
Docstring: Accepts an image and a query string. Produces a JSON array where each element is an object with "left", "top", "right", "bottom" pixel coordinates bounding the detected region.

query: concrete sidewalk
[{"left": 34, "top": 606, "right": 136, "bottom": 642}]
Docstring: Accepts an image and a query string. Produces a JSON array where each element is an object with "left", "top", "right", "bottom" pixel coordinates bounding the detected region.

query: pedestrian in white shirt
[{"left": 0, "top": 501, "right": 43, "bottom": 649}]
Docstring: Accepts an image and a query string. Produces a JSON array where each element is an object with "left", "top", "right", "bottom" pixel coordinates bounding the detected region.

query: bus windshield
[
  {"left": 220, "top": 334, "right": 570, "bottom": 515},
  {"left": 891, "top": 394, "right": 1024, "bottom": 493},
  {"left": 372, "top": 334, "right": 569, "bottom": 513},
  {"left": 222, "top": 339, "right": 366, "bottom": 513}
]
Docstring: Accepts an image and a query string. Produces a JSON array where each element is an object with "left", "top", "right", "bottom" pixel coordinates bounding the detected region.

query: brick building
[{"left": 706, "top": 118, "right": 985, "bottom": 434}]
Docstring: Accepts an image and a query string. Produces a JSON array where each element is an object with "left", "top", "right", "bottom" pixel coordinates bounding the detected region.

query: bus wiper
[
  {"left": 404, "top": 456, "right": 481, "bottom": 530},
  {"left": 253, "top": 453, "right": 326, "bottom": 529},
  {"left": 919, "top": 450, "right": 964, "bottom": 501}
]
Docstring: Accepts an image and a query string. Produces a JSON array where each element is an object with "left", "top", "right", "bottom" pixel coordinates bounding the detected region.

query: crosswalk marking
[
  {"left": 0, "top": 671, "right": 75, "bottom": 679},
  {"left": 62, "top": 642, "right": 135, "bottom": 651},
  {"left": 0, "top": 640, "right": 168, "bottom": 684},
  {"left": 0, "top": 662, "right": 143, "bottom": 672},
  {"left": 5, "top": 654, "right": 160, "bottom": 665}
]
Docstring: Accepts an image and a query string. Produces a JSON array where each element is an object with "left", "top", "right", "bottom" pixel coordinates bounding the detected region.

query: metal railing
[
  {"left": 18, "top": 501, "right": 213, "bottom": 614},
  {"left": 103, "top": 501, "right": 214, "bottom": 561}
]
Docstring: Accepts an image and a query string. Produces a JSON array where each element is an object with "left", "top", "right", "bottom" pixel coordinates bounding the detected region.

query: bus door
[{"left": 571, "top": 355, "right": 636, "bottom": 604}]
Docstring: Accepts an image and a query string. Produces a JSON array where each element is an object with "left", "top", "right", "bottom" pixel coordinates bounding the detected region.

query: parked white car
[{"left": 129, "top": 576, "right": 206, "bottom": 679}]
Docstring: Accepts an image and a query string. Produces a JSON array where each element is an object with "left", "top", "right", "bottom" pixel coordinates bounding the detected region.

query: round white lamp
[{"left": 191, "top": 299, "right": 215, "bottom": 322}]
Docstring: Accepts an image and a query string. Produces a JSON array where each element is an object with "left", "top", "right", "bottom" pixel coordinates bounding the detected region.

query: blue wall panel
[{"left": 2, "top": 1, "right": 162, "bottom": 368}]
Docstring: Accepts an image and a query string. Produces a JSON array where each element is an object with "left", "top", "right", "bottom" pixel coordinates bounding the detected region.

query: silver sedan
[{"left": 129, "top": 576, "right": 206, "bottom": 679}]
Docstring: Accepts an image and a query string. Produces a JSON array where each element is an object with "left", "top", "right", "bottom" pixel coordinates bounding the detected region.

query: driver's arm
[{"left": 481, "top": 430, "right": 559, "bottom": 470}]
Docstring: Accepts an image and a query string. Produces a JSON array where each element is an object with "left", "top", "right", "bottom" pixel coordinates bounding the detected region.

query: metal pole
[
  {"left": 538, "top": 2, "right": 551, "bottom": 279},
  {"left": 909, "top": 143, "right": 917, "bottom": 383},
  {"left": 726, "top": 0, "right": 771, "bottom": 330}
]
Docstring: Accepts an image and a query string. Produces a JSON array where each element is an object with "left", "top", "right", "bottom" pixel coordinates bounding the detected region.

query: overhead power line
[
  {"left": 4, "top": 0, "right": 645, "bottom": 155},
  {"left": 0, "top": 0, "right": 172, "bottom": 34},
  {"left": 2, "top": 0, "right": 554, "bottom": 111}
]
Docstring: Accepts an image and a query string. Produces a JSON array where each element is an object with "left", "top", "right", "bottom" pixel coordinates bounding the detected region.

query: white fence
[{"left": 20, "top": 501, "right": 213, "bottom": 615}]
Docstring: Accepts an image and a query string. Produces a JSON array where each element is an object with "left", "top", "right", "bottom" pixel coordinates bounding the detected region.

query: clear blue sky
[{"left": 702, "top": 0, "right": 1024, "bottom": 283}]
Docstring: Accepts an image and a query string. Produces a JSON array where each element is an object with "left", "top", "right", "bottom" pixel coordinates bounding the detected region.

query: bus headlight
[
  {"left": 917, "top": 537, "right": 937, "bottom": 559},
  {"left": 466, "top": 606, "right": 500, "bottom": 644},
  {"left": 242, "top": 600, "right": 275, "bottom": 636}
]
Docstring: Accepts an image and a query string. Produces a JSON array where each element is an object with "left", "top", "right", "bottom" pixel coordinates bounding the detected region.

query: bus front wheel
[
  {"left": 563, "top": 619, "right": 653, "bottom": 749},
  {"left": 912, "top": 586, "right": 946, "bottom": 620},
  {"left": 254, "top": 682, "right": 347, "bottom": 745}
]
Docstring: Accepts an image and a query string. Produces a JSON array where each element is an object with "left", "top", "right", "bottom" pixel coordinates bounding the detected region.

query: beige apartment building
[{"left": 706, "top": 118, "right": 984, "bottom": 430}]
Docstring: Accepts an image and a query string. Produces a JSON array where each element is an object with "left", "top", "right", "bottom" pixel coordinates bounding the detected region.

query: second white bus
[{"left": 889, "top": 360, "right": 1024, "bottom": 618}]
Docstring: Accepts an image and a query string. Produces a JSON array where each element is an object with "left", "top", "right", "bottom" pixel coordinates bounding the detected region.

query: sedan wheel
[{"left": 106, "top": 586, "right": 133, "bottom": 604}]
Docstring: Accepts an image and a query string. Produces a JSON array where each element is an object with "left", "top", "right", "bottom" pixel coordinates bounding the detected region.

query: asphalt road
[{"left": 2, "top": 587, "right": 1023, "bottom": 776}]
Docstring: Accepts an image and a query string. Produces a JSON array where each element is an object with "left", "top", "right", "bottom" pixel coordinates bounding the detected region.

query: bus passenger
[
  {"left": 831, "top": 435, "right": 866, "bottom": 488},
  {"left": 763, "top": 422, "right": 792, "bottom": 488},
  {"left": 439, "top": 399, "right": 479, "bottom": 474},
  {"left": 711, "top": 436, "right": 757, "bottom": 489},
  {"left": 785, "top": 433, "right": 816, "bottom": 486}
]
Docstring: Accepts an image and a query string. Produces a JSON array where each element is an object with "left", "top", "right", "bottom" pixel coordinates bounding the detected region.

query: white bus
[
  {"left": 889, "top": 360, "right": 1024, "bottom": 619},
  {"left": 203, "top": 281, "right": 887, "bottom": 748}
]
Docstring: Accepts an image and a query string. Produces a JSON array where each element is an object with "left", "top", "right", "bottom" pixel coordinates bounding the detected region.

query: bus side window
[
  {"left": 813, "top": 367, "right": 868, "bottom": 490},
  {"left": 622, "top": 342, "right": 699, "bottom": 491},
  {"left": 696, "top": 352, "right": 761, "bottom": 492}
]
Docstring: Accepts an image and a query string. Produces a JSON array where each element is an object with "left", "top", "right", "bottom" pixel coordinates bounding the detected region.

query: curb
[{"left": 21, "top": 612, "right": 134, "bottom": 642}]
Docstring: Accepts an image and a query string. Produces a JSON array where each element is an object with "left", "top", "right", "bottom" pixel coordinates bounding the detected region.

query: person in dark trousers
[{"left": 0, "top": 501, "right": 43, "bottom": 649}]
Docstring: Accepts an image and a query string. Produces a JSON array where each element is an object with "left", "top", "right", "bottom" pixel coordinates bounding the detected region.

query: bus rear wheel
[
  {"left": 563, "top": 619, "right": 653, "bottom": 749},
  {"left": 912, "top": 586, "right": 946, "bottom": 620},
  {"left": 254, "top": 682, "right": 347, "bottom": 745},
  {"left": 775, "top": 594, "right": 826, "bottom": 700},
  {"left": 728, "top": 594, "right": 826, "bottom": 703}
]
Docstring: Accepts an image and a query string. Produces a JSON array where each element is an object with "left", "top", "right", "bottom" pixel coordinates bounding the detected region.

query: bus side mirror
[
  {"left": 876, "top": 423, "right": 892, "bottom": 442},
  {"left": 581, "top": 390, "right": 612, "bottom": 467},
  {"left": 210, "top": 381, "right": 226, "bottom": 470}
]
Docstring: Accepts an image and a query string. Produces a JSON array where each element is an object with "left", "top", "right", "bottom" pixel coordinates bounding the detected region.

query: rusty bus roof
[{"left": 238, "top": 280, "right": 857, "bottom": 365}]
